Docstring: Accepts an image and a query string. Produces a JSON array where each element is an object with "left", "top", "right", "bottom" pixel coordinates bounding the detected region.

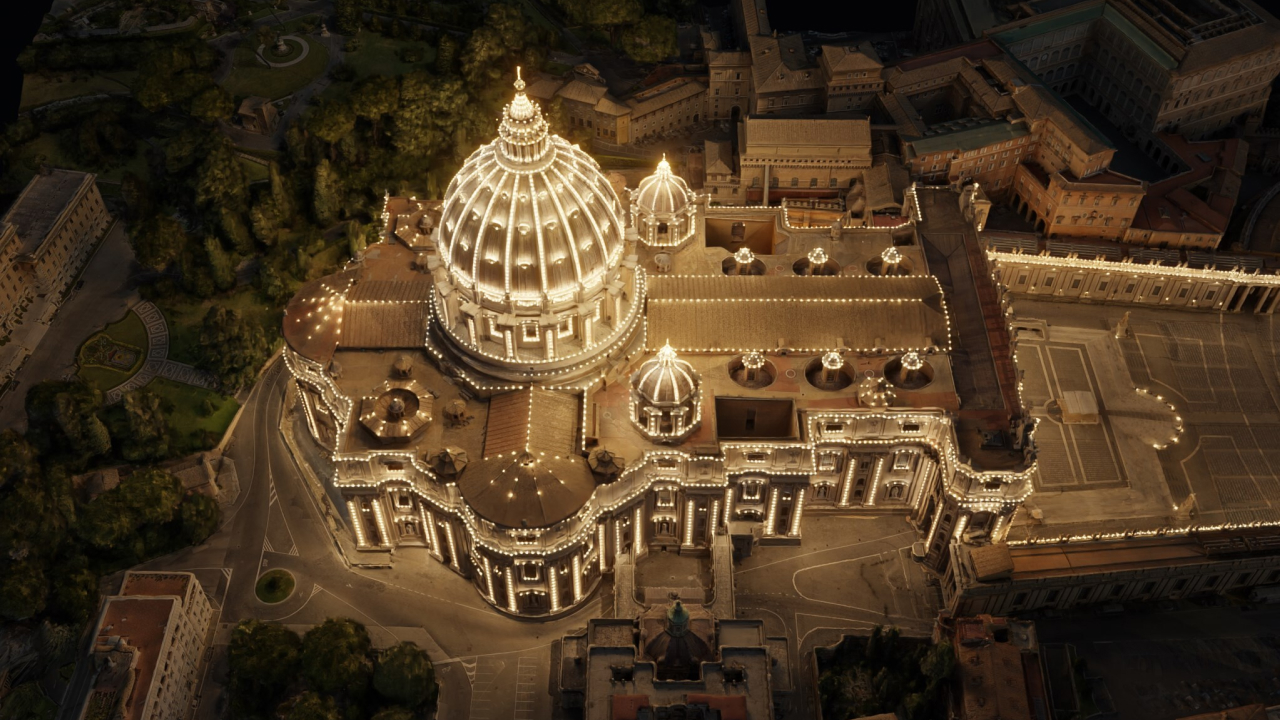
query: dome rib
[{"left": 544, "top": 167, "right": 584, "bottom": 288}]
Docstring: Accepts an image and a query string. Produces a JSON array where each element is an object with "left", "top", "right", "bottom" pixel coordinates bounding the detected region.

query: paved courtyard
[{"left": 1010, "top": 300, "right": 1280, "bottom": 538}]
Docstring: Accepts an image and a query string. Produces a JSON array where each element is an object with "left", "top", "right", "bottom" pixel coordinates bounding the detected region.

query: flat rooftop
[
  {"left": 1007, "top": 298, "right": 1280, "bottom": 541},
  {"left": 3, "top": 169, "right": 91, "bottom": 256},
  {"left": 120, "top": 572, "right": 191, "bottom": 601},
  {"left": 91, "top": 597, "right": 177, "bottom": 720}
]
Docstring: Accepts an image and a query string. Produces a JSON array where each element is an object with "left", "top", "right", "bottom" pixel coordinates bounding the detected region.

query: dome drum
[{"left": 434, "top": 268, "right": 642, "bottom": 382}]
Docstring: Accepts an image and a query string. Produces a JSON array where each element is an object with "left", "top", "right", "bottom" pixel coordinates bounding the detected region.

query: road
[
  {"left": 733, "top": 514, "right": 942, "bottom": 720},
  {"left": 135, "top": 359, "right": 609, "bottom": 720}
]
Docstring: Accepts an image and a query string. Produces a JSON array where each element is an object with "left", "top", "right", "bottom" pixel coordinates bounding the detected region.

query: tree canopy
[
  {"left": 374, "top": 642, "right": 438, "bottom": 710},
  {"left": 302, "top": 618, "right": 373, "bottom": 698},
  {"left": 229, "top": 620, "right": 303, "bottom": 715},
  {"left": 197, "top": 306, "right": 270, "bottom": 393}
]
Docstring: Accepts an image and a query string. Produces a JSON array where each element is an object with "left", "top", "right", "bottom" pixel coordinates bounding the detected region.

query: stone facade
[{"left": 0, "top": 169, "right": 110, "bottom": 330}]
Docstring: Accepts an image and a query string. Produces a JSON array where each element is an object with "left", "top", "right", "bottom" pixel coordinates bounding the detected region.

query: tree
[
  {"left": 392, "top": 73, "right": 469, "bottom": 159},
  {"left": 120, "top": 389, "right": 169, "bottom": 462},
  {"left": 270, "top": 162, "right": 294, "bottom": 220},
  {"left": 309, "top": 101, "right": 356, "bottom": 161},
  {"left": 334, "top": 0, "right": 361, "bottom": 34},
  {"left": 190, "top": 86, "right": 233, "bottom": 122},
  {"left": 251, "top": 199, "right": 280, "bottom": 245},
  {"left": 76, "top": 494, "right": 133, "bottom": 550},
  {"left": 435, "top": 33, "right": 458, "bottom": 74},
  {"left": 179, "top": 493, "right": 220, "bottom": 545},
  {"left": 48, "top": 553, "right": 98, "bottom": 623},
  {"left": 25, "top": 381, "right": 110, "bottom": 467},
  {"left": 120, "top": 171, "right": 153, "bottom": 222},
  {"left": 351, "top": 75, "right": 400, "bottom": 143},
  {"left": 131, "top": 215, "right": 187, "bottom": 271},
  {"left": 302, "top": 618, "right": 373, "bottom": 698},
  {"left": 374, "top": 642, "right": 437, "bottom": 710},
  {"left": 0, "top": 561, "right": 47, "bottom": 621},
  {"left": 313, "top": 158, "right": 341, "bottom": 226},
  {"left": 286, "top": 692, "right": 341, "bottom": 720},
  {"left": 204, "top": 235, "right": 236, "bottom": 291},
  {"left": 221, "top": 207, "right": 254, "bottom": 254},
  {"left": 198, "top": 306, "right": 270, "bottom": 393},
  {"left": 196, "top": 137, "right": 248, "bottom": 211},
  {"left": 622, "top": 15, "right": 677, "bottom": 64},
  {"left": 229, "top": 620, "right": 303, "bottom": 715},
  {"left": 117, "top": 468, "right": 183, "bottom": 526}
]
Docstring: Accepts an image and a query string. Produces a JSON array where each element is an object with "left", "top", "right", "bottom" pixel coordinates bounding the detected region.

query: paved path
[
  {"left": 104, "top": 301, "right": 216, "bottom": 404},
  {"left": 0, "top": 222, "right": 138, "bottom": 431}
]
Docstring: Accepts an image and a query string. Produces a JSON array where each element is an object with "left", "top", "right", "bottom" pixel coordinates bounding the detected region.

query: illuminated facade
[{"left": 282, "top": 75, "right": 1035, "bottom": 617}]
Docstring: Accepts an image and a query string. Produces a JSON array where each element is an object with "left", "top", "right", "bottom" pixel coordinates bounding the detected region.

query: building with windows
[
  {"left": 79, "top": 572, "right": 214, "bottom": 720},
  {"left": 0, "top": 168, "right": 110, "bottom": 331},
  {"left": 736, "top": 116, "right": 873, "bottom": 204},
  {"left": 985, "top": 0, "right": 1280, "bottom": 144},
  {"left": 281, "top": 76, "right": 1035, "bottom": 618}
]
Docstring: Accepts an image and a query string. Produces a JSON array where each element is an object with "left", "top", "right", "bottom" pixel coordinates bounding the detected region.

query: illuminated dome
[
  {"left": 632, "top": 156, "right": 698, "bottom": 248},
  {"left": 431, "top": 70, "right": 643, "bottom": 381},
  {"left": 633, "top": 343, "right": 698, "bottom": 405},
  {"left": 438, "top": 70, "right": 627, "bottom": 307},
  {"left": 630, "top": 343, "right": 701, "bottom": 442}
]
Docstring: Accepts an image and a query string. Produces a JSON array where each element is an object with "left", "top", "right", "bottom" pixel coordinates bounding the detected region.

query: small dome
[
  {"left": 632, "top": 343, "right": 698, "bottom": 405},
  {"left": 635, "top": 156, "right": 694, "bottom": 218}
]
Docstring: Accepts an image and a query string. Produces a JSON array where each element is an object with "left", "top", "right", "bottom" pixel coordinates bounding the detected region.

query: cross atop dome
[{"left": 656, "top": 153, "right": 672, "bottom": 175}]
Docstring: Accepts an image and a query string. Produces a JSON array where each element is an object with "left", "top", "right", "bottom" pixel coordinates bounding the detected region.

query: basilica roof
[
  {"left": 645, "top": 274, "right": 949, "bottom": 354},
  {"left": 436, "top": 71, "right": 628, "bottom": 310},
  {"left": 457, "top": 386, "right": 595, "bottom": 528}
]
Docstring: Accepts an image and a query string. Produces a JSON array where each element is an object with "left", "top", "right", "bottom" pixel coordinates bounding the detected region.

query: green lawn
[
  {"left": 240, "top": 157, "right": 271, "bottom": 183},
  {"left": 77, "top": 310, "right": 149, "bottom": 393},
  {"left": 19, "top": 71, "right": 136, "bottom": 110},
  {"left": 344, "top": 34, "right": 436, "bottom": 79},
  {"left": 157, "top": 288, "right": 281, "bottom": 366},
  {"left": 221, "top": 36, "right": 329, "bottom": 100},
  {"left": 148, "top": 377, "right": 240, "bottom": 443},
  {"left": 255, "top": 568, "right": 296, "bottom": 603}
]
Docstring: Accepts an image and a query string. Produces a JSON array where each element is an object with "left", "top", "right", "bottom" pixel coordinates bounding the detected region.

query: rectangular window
[
  {"left": 1043, "top": 276, "right": 1054, "bottom": 287},
  {"left": 1071, "top": 277, "right": 1082, "bottom": 289}
]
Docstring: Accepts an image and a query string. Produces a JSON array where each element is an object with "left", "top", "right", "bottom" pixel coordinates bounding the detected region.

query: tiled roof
[
  {"left": 819, "top": 42, "right": 883, "bottom": 75},
  {"left": 742, "top": 116, "right": 871, "bottom": 150},
  {"left": 626, "top": 78, "right": 706, "bottom": 117},
  {"left": 748, "top": 33, "right": 824, "bottom": 94},
  {"left": 645, "top": 274, "right": 949, "bottom": 353}
]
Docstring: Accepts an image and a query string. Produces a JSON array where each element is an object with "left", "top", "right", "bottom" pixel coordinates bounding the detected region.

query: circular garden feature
[{"left": 255, "top": 569, "right": 296, "bottom": 604}]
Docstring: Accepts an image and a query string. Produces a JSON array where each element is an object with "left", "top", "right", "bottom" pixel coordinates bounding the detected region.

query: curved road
[{"left": 140, "top": 359, "right": 609, "bottom": 720}]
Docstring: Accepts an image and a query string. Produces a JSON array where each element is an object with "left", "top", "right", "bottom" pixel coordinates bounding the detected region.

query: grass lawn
[
  {"left": 344, "top": 34, "right": 437, "bottom": 79},
  {"left": 148, "top": 377, "right": 239, "bottom": 437},
  {"left": 19, "top": 71, "right": 136, "bottom": 110},
  {"left": 157, "top": 288, "right": 282, "bottom": 367},
  {"left": 221, "top": 36, "right": 329, "bottom": 100},
  {"left": 77, "top": 310, "right": 149, "bottom": 393},
  {"left": 240, "top": 157, "right": 271, "bottom": 183},
  {"left": 255, "top": 569, "right": 296, "bottom": 603}
]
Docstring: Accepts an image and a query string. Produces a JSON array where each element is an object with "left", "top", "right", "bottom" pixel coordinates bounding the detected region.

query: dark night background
[{"left": 1, "top": 1, "right": 55, "bottom": 127}]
